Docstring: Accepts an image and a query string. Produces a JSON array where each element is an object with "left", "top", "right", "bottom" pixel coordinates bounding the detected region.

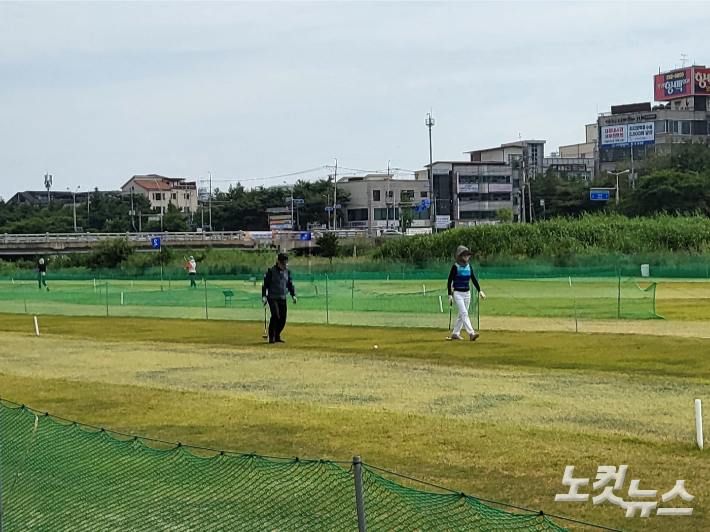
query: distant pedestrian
[
  {"left": 446, "top": 246, "right": 485, "bottom": 341},
  {"left": 186, "top": 256, "right": 197, "bottom": 288},
  {"left": 37, "top": 258, "right": 49, "bottom": 291},
  {"left": 262, "top": 252, "right": 297, "bottom": 344}
]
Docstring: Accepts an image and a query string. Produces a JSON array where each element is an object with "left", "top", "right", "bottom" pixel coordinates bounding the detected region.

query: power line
[{"left": 208, "top": 167, "right": 327, "bottom": 183}]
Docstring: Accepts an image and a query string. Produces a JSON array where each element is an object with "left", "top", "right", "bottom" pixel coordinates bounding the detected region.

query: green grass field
[{"left": 0, "top": 312, "right": 709, "bottom": 531}]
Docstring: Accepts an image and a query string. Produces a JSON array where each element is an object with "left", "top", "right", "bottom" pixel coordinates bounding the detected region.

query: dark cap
[{"left": 277, "top": 253, "right": 289, "bottom": 264}]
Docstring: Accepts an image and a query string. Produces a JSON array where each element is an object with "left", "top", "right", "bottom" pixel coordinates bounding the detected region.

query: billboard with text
[
  {"left": 601, "top": 123, "right": 655, "bottom": 149},
  {"left": 694, "top": 68, "right": 710, "bottom": 95},
  {"left": 654, "top": 68, "right": 692, "bottom": 101}
]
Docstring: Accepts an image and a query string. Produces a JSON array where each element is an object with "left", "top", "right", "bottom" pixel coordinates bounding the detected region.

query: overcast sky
[{"left": 1, "top": 1, "right": 708, "bottom": 199}]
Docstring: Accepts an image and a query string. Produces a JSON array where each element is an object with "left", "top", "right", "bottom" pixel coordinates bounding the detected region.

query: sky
[{"left": 0, "top": 1, "right": 708, "bottom": 200}]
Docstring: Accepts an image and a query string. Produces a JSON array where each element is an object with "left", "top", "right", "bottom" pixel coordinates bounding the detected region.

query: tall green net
[
  {"left": 0, "top": 401, "right": 569, "bottom": 531},
  {"left": 0, "top": 270, "right": 661, "bottom": 327}
]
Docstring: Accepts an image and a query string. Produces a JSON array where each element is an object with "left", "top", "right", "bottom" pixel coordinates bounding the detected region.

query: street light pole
[
  {"left": 284, "top": 181, "right": 294, "bottom": 229},
  {"left": 607, "top": 170, "right": 630, "bottom": 206},
  {"left": 425, "top": 113, "right": 435, "bottom": 231}
]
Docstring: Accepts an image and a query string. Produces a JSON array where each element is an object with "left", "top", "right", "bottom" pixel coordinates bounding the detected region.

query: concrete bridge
[{"left": 0, "top": 229, "right": 367, "bottom": 257}]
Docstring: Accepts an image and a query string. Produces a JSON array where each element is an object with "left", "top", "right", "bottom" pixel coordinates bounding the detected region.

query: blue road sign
[
  {"left": 414, "top": 205, "right": 426, "bottom": 212},
  {"left": 300, "top": 232, "right": 311, "bottom": 241},
  {"left": 335, "top": 204, "right": 341, "bottom": 209},
  {"left": 294, "top": 199, "right": 305, "bottom": 204},
  {"left": 325, "top": 206, "right": 334, "bottom": 212},
  {"left": 421, "top": 199, "right": 431, "bottom": 207},
  {"left": 590, "top": 190, "right": 610, "bottom": 201},
  {"left": 151, "top": 237, "right": 161, "bottom": 248}
]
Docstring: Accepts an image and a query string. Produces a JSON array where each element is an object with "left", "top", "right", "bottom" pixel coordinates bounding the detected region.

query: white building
[
  {"left": 121, "top": 174, "right": 198, "bottom": 215},
  {"left": 337, "top": 173, "right": 432, "bottom": 236}
]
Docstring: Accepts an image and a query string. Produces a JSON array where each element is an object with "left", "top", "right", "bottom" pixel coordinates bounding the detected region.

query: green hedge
[{"left": 374, "top": 214, "right": 710, "bottom": 261}]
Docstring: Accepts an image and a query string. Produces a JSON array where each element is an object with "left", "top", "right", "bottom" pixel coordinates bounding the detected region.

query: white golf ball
[{"left": 373, "top": 345, "right": 378, "bottom": 349}]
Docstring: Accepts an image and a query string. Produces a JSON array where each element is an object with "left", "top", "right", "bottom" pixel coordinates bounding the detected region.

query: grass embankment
[{"left": 0, "top": 315, "right": 709, "bottom": 531}]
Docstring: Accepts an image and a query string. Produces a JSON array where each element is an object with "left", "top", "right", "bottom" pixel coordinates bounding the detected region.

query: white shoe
[
  {"left": 447, "top": 333, "right": 464, "bottom": 341},
  {"left": 470, "top": 332, "right": 480, "bottom": 341}
]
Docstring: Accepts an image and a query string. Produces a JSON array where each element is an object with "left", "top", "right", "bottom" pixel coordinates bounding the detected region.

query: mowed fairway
[{"left": 0, "top": 314, "right": 709, "bottom": 531}]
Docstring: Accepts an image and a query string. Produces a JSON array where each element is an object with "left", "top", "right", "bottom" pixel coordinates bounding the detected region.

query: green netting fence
[
  {"left": 0, "top": 271, "right": 662, "bottom": 327},
  {"left": 0, "top": 400, "right": 574, "bottom": 531}
]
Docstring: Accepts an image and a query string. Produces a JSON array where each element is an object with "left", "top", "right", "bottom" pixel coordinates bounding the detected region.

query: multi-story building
[
  {"left": 542, "top": 157, "right": 595, "bottom": 180},
  {"left": 121, "top": 174, "right": 198, "bottom": 215},
  {"left": 559, "top": 124, "right": 598, "bottom": 159},
  {"left": 420, "top": 160, "right": 520, "bottom": 226},
  {"left": 597, "top": 65, "right": 710, "bottom": 175},
  {"left": 337, "top": 173, "right": 432, "bottom": 236},
  {"left": 465, "top": 139, "right": 546, "bottom": 177}
]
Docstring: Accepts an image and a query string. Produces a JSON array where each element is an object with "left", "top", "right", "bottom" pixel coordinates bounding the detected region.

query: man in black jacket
[{"left": 262, "top": 253, "right": 297, "bottom": 343}]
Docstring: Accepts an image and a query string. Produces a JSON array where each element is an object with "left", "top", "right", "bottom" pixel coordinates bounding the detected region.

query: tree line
[
  {"left": 0, "top": 178, "right": 348, "bottom": 234},
  {"left": 528, "top": 142, "right": 710, "bottom": 220}
]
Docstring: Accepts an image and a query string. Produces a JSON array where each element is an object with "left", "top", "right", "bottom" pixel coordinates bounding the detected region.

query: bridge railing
[{"left": 1, "top": 231, "right": 248, "bottom": 245}]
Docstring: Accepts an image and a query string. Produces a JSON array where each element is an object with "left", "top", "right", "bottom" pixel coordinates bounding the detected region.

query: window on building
[
  {"left": 184, "top": 193, "right": 190, "bottom": 200},
  {"left": 372, "top": 190, "right": 381, "bottom": 201},
  {"left": 171, "top": 193, "right": 177, "bottom": 200},
  {"left": 347, "top": 208, "right": 368, "bottom": 221},
  {"left": 655, "top": 120, "right": 667, "bottom": 133},
  {"left": 420, "top": 191, "right": 428, "bottom": 198},
  {"left": 400, "top": 190, "right": 415, "bottom": 201},
  {"left": 513, "top": 178, "right": 520, "bottom": 188},
  {"left": 373, "top": 208, "right": 399, "bottom": 220},
  {"left": 153, "top": 192, "right": 163, "bottom": 201},
  {"left": 386, "top": 190, "right": 394, "bottom": 198},
  {"left": 681, "top": 121, "right": 692, "bottom": 135}
]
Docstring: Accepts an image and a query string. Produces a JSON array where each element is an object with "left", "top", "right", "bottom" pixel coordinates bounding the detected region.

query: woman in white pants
[{"left": 446, "top": 245, "right": 486, "bottom": 341}]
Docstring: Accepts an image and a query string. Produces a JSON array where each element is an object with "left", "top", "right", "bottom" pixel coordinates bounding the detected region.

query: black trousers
[{"left": 267, "top": 298, "right": 288, "bottom": 340}]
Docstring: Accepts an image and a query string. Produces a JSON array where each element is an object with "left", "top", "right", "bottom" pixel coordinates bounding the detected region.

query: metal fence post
[
  {"left": 617, "top": 274, "right": 621, "bottom": 319},
  {"left": 353, "top": 456, "right": 367, "bottom": 532},
  {"left": 326, "top": 275, "right": 330, "bottom": 325},
  {"left": 204, "top": 278, "right": 209, "bottom": 320}
]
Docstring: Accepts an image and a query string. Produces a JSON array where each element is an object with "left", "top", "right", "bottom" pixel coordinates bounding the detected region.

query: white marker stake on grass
[
  {"left": 696, "top": 399, "right": 704, "bottom": 450},
  {"left": 121, "top": 292, "right": 124, "bottom": 305},
  {"left": 438, "top": 295, "right": 443, "bottom": 313},
  {"left": 34, "top": 316, "right": 39, "bottom": 336},
  {"left": 569, "top": 276, "right": 572, "bottom": 287},
  {"left": 422, "top": 284, "right": 426, "bottom": 295}
]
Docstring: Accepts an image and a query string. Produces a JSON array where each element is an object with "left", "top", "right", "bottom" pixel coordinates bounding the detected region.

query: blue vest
[{"left": 453, "top": 264, "right": 472, "bottom": 290}]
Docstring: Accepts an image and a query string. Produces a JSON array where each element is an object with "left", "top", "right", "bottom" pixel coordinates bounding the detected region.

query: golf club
[
  {"left": 261, "top": 305, "right": 268, "bottom": 338},
  {"left": 448, "top": 301, "right": 452, "bottom": 331}
]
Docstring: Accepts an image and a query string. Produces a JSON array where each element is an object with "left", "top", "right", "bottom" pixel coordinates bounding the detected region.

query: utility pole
[
  {"left": 207, "top": 171, "right": 212, "bottom": 231},
  {"left": 44, "top": 173, "right": 53, "bottom": 204},
  {"left": 130, "top": 187, "right": 136, "bottom": 231},
  {"left": 67, "top": 186, "right": 80, "bottom": 232},
  {"left": 425, "top": 112, "right": 435, "bottom": 231},
  {"left": 333, "top": 158, "right": 338, "bottom": 230},
  {"left": 518, "top": 156, "right": 526, "bottom": 223}
]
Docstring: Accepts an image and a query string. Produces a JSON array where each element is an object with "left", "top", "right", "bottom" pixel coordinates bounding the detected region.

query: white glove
[
  {"left": 262, "top": 296, "right": 267, "bottom": 306},
  {"left": 292, "top": 296, "right": 297, "bottom": 304},
  {"left": 448, "top": 295, "right": 453, "bottom": 305},
  {"left": 479, "top": 291, "right": 486, "bottom": 300}
]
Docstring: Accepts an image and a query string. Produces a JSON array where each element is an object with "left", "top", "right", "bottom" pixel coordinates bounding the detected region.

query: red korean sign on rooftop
[
  {"left": 654, "top": 68, "right": 692, "bottom": 101},
  {"left": 694, "top": 68, "right": 710, "bottom": 95}
]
